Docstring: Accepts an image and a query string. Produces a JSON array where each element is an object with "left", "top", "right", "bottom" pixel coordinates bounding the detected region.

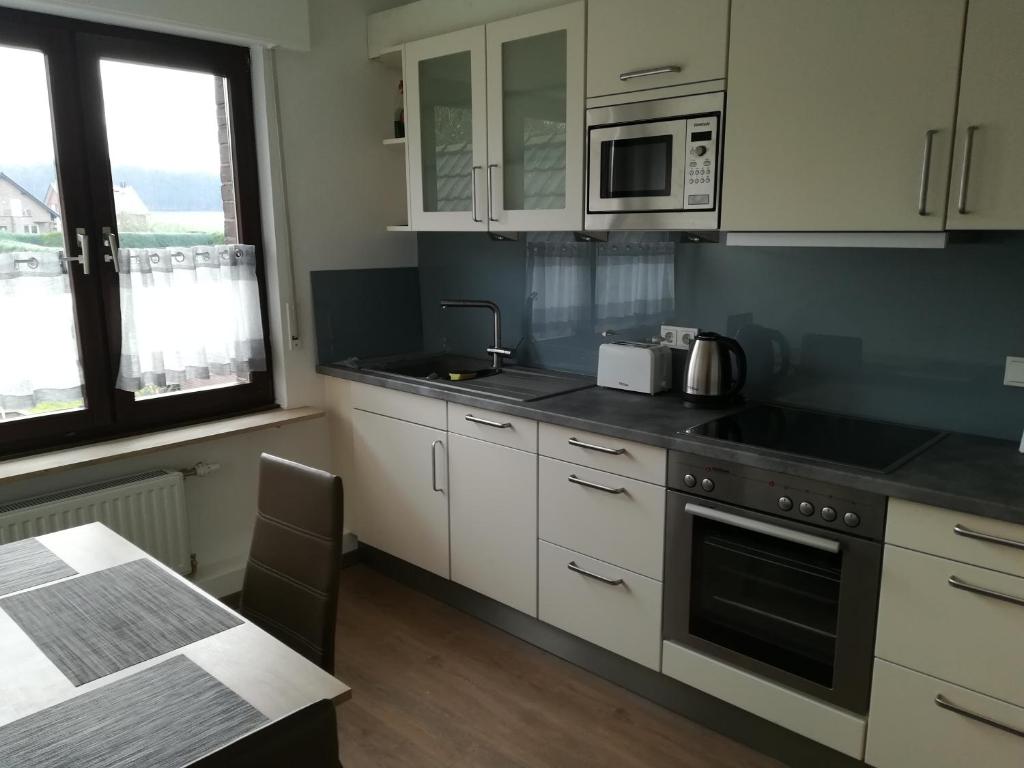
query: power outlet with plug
[{"left": 659, "top": 325, "right": 700, "bottom": 350}]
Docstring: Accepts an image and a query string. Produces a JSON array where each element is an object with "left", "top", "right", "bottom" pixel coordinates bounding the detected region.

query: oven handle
[{"left": 684, "top": 502, "right": 841, "bottom": 554}]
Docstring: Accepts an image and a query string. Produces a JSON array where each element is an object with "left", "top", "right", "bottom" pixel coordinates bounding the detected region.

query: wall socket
[{"left": 660, "top": 325, "right": 700, "bottom": 350}]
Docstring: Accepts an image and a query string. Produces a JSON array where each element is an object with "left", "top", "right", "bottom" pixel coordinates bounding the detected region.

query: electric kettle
[{"left": 683, "top": 331, "right": 747, "bottom": 405}]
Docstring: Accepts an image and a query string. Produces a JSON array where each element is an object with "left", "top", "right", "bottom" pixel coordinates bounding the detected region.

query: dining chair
[{"left": 239, "top": 453, "right": 343, "bottom": 674}]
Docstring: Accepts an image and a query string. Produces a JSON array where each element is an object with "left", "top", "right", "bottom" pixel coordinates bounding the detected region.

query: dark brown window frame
[{"left": 0, "top": 7, "right": 275, "bottom": 461}]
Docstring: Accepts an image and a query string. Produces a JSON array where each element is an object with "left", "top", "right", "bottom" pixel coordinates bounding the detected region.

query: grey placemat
[
  {"left": 0, "top": 538, "right": 77, "bottom": 597},
  {"left": 1, "top": 558, "right": 243, "bottom": 686},
  {"left": 0, "top": 654, "right": 267, "bottom": 768}
]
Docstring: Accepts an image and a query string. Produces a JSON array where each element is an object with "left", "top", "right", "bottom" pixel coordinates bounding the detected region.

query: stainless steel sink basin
[{"left": 361, "top": 354, "right": 593, "bottom": 402}]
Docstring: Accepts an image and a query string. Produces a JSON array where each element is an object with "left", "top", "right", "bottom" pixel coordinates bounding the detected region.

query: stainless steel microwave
[{"left": 585, "top": 91, "right": 724, "bottom": 231}]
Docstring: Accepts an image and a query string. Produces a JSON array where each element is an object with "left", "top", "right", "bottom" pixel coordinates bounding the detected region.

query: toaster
[{"left": 597, "top": 341, "right": 672, "bottom": 394}]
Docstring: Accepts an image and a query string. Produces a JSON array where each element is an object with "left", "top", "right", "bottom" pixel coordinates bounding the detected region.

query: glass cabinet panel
[
  {"left": 499, "top": 30, "right": 567, "bottom": 212},
  {"left": 418, "top": 51, "right": 474, "bottom": 213}
]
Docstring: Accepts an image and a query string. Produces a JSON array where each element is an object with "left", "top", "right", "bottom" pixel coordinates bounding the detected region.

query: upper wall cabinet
[
  {"left": 405, "top": 2, "right": 584, "bottom": 232},
  {"left": 586, "top": 0, "right": 728, "bottom": 99},
  {"left": 946, "top": 0, "right": 1024, "bottom": 229},
  {"left": 722, "top": 0, "right": 967, "bottom": 232}
]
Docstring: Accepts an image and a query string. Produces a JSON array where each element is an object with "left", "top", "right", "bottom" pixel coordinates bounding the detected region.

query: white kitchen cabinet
[
  {"left": 946, "top": 0, "right": 1024, "bottom": 229},
  {"left": 404, "top": 27, "right": 488, "bottom": 231},
  {"left": 351, "top": 408, "right": 450, "bottom": 577},
  {"left": 405, "top": 3, "right": 584, "bottom": 231},
  {"left": 586, "top": 0, "right": 728, "bottom": 99},
  {"left": 722, "top": 0, "right": 966, "bottom": 232},
  {"left": 449, "top": 434, "right": 538, "bottom": 615}
]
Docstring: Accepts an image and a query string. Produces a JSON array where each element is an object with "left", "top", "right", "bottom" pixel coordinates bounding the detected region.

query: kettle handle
[{"left": 724, "top": 337, "right": 747, "bottom": 398}]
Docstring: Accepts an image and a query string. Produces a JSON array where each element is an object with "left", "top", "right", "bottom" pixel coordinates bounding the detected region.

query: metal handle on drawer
[
  {"left": 487, "top": 163, "right": 499, "bottom": 222},
  {"left": 567, "top": 560, "right": 625, "bottom": 586},
  {"left": 619, "top": 65, "right": 681, "bottom": 81},
  {"left": 948, "top": 575, "right": 1024, "bottom": 609},
  {"left": 917, "top": 129, "right": 937, "bottom": 215},
  {"left": 685, "top": 503, "right": 841, "bottom": 554},
  {"left": 568, "top": 474, "right": 626, "bottom": 495},
  {"left": 567, "top": 437, "right": 626, "bottom": 455},
  {"left": 957, "top": 125, "right": 979, "bottom": 214},
  {"left": 935, "top": 694, "right": 1024, "bottom": 739},
  {"left": 953, "top": 523, "right": 1024, "bottom": 551},
  {"left": 430, "top": 439, "right": 443, "bottom": 493},
  {"left": 465, "top": 414, "right": 512, "bottom": 429},
  {"left": 471, "top": 166, "right": 482, "bottom": 223}
]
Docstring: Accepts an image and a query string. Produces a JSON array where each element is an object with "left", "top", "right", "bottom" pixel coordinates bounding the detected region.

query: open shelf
[
  {"left": 386, "top": 224, "right": 412, "bottom": 232},
  {"left": 370, "top": 44, "right": 403, "bottom": 71},
  {"left": 383, "top": 137, "right": 407, "bottom": 146}
]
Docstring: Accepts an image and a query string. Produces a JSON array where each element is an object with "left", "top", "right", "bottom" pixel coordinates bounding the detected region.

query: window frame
[{"left": 0, "top": 7, "right": 275, "bottom": 460}]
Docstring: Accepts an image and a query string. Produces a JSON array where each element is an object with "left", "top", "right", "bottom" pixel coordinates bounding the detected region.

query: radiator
[{"left": 0, "top": 470, "right": 193, "bottom": 575}]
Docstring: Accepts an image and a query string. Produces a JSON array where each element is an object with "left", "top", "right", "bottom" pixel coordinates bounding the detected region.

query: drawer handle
[
  {"left": 568, "top": 560, "right": 624, "bottom": 586},
  {"left": 935, "top": 694, "right": 1024, "bottom": 739},
  {"left": 953, "top": 523, "right": 1024, "bottom": 551},
  {"left": 465, "top": 414, "right": 512, "bottom": 429},
  {"left": 948, "top": 575, "right": 1024, "bottom": 609},
  {"left": 619, "top": 65, "right": 681, "bottom": 81},
  {"left": 567, "top": 437, "right": 626, "bottom": 455},
  {"left": 568, "top": 474, "right": 626, "bottom": 495}
]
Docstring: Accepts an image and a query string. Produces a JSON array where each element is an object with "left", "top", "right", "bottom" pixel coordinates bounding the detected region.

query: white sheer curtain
[
  {"left": 594, "top": 234, "right": 675, "bottom": 332},
  {"left": 0, "top": 249, "right": 83, "bottom": 415},
  {"left": 525, "top": 233, "right": 591, "bottom": 340},
  {"left": 115, "top": 244, "right": 265, "bottom": 392}
]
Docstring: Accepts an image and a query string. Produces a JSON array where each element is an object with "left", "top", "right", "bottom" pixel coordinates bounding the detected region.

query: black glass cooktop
[{"left": 686, "top": 404, "right": 945, "bottom": 473}]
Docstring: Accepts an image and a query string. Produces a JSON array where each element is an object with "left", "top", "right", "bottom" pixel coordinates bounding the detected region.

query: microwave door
[{"left": 588, "top": 120, "right": 688, "bottom": 213}]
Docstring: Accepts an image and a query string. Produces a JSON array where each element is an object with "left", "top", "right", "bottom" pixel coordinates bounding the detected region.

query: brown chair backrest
[{"left": 240, "top": 453, "right": 343, "bottom": 673}]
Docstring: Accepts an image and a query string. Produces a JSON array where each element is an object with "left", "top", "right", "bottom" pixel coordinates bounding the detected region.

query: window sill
[{"left": 0, "top": 407, "right": 324, "bottom": 486}]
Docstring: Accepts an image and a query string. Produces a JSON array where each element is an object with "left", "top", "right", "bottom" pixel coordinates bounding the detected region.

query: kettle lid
[{"left": 695, "top": 330, "right": 721, "bottom": 341}]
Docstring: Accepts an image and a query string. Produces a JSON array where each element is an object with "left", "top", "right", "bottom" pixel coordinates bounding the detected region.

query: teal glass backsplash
[{"left": 417, "top": 231, "right": 1024, "bottom": 440}]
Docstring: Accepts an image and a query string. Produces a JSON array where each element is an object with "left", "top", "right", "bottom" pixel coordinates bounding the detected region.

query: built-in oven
[
  {"left": 585, "top": 91, "right": 723, "bottom": 231},
  {"left": 663, "top": 451, "right": 885, "bottom": 713}
]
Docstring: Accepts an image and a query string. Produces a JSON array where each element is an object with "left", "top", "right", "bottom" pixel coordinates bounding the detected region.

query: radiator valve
[{"left": 182, "top": 461, "right": 222, "bottom": 478}]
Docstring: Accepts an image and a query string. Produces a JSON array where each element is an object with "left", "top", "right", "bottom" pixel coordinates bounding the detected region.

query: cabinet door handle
[
  {"left": 619, "top": 65, "right": 681, "bottom": 81},
  {"left": 567, "top": 437, "right": 626, "bottom": 455},
  {"left": 935, "top": 694, "right": 1024, "bottom": 739},
  {"left": 568, "top": 474, "right": 625, "bottom": 495},
  {"left": 954, "top": 523, "right": 1024, "bottom": 551},
  {"left": 567, "top": 560, "right": 625, "bottom": 586},
  {"left": 471, "top": 166, "right": 482, "bottom": 222},
  {"left": 957, "top": 125, "right": 979, "bottom": 214},
  {"left": 465, "top": 414, "right": 512, "bottom": 429},
  {"left": 430, "top": 439, "right": 444, "bottom": 493},
  {"left": 487, "top": 163, "right": 499, "bottom": 222},
  {"left": 948, "top": 575, "right": 1024, "bottom": 609},
  {"left": 917, "top": 129, "right": 937, "bottom": 215}
]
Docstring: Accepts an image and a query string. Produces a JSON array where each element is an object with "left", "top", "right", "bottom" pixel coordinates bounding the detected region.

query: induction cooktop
[{"left": 685, "top": 404, "right": 946, "bottom": 473}]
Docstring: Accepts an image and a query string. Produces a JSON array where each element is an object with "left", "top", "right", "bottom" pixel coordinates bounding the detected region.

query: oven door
[
  {"left": 588, "top": 118, "right": 688, "bottom": 213},
  {"left": 663, "top": 492, "right": 882, "bottom": 713}
]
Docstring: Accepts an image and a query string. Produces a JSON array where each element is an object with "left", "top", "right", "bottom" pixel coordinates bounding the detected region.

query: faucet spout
[{"left": 440, "top": 299, "right": 512, "bottom": 371}]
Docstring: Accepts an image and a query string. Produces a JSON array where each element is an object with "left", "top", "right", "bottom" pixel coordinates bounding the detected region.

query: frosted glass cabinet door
[
  {"left": 405, "top": 27, "right": 488, "bottom": 231},
  {"left": 486, "top": 2, "right": 584, "bottom": 232}
]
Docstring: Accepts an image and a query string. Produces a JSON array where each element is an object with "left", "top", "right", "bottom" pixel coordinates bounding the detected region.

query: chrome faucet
[{"left": 440, "top": 299, "right": 513, "bottom": 371}]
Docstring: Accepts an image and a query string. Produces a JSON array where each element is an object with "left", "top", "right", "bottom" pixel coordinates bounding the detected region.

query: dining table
[{"left": 0, "top": 522, "right": 351, "bottom": 767}]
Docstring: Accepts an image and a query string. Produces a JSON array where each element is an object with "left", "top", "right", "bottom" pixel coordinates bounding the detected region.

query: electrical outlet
[{"left": 660, "top": 325, "right": 700, "bottom": 350}]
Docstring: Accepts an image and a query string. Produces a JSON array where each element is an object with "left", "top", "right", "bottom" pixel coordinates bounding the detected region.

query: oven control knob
[
  {"left": 821, "top": 506, "right": 837, "bottom": 522},
  {"left": 683, "top": 474, "right": 697, "bottom": 488},
  {"left": 691, "top": 145, "right": 708, "bottom": 157},
  {"left": 843, "top": 511, "right": 861, "bottom": 528},
  {"left": 778, "top": 496, "right": 793, "bottom": 511},
  {"left": 799, "top": 501, "right": 815, "bottom": 516},
  {"left": 701, "top": 478, "right": 715, "bottom": 492}
]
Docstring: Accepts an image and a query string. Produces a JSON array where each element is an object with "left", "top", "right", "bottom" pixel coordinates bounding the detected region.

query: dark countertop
[{"left": 319, "top": 363, "right": 1024, "bottom": 526}]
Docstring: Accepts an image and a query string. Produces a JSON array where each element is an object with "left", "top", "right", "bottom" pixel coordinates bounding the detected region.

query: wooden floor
[{"left": 334, "top": 565, "right": 784, "bottom": 768}]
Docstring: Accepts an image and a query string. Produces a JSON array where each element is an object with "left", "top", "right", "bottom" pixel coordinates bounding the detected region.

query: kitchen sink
[{"left": 360, "top": 354, "right": 593, "bottom": 402}]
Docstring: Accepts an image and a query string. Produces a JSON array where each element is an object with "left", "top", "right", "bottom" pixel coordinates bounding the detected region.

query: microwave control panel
[{"left": 683, "top": 115, "right": 718, "bottom": 211}]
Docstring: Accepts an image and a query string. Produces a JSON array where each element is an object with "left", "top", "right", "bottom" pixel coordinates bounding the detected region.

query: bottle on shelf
[{"left": 393, "top": 79, "right": 405, "bottom": 139}]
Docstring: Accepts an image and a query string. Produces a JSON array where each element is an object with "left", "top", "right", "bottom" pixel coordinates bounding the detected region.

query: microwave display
[
  {"left": 691, "top": 130, "right": 713, "bottom": 142},
  {"left": 600, "top": 135, "right": 673, "bottom": 198}
]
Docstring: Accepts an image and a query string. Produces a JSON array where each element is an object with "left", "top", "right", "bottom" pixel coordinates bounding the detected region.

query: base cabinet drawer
[
  {"left": 876, "top": 545, "right": 1024, "bottom": 708},
  {"left": 539, "top": 457, "right": 664, "bottom": 579},
  {"left": 538, "top": 423, "right": 666, "bottom": 484},
  {"left": 448, "top": 404, "right": 537, "bottom": 452},
  {"left": 538, "top": 541, "right": 661, "bottom": 669},
  {"left": 867, "top": 659, "right": 1024, "bottom": 768}
]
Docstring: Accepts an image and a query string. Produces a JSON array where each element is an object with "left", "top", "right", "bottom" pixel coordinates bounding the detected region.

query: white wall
[{"left": 0, "top": 0, "right": 312, "bottom": 49}]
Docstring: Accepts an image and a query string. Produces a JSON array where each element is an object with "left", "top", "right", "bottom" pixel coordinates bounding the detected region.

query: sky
[{"left": 0, "top": 44, "right": 222, "bottom": 174}]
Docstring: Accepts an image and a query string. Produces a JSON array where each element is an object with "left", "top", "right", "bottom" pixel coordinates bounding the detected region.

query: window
[{"left": 0, "top": 8, "right": 273, "bottom": 458}]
